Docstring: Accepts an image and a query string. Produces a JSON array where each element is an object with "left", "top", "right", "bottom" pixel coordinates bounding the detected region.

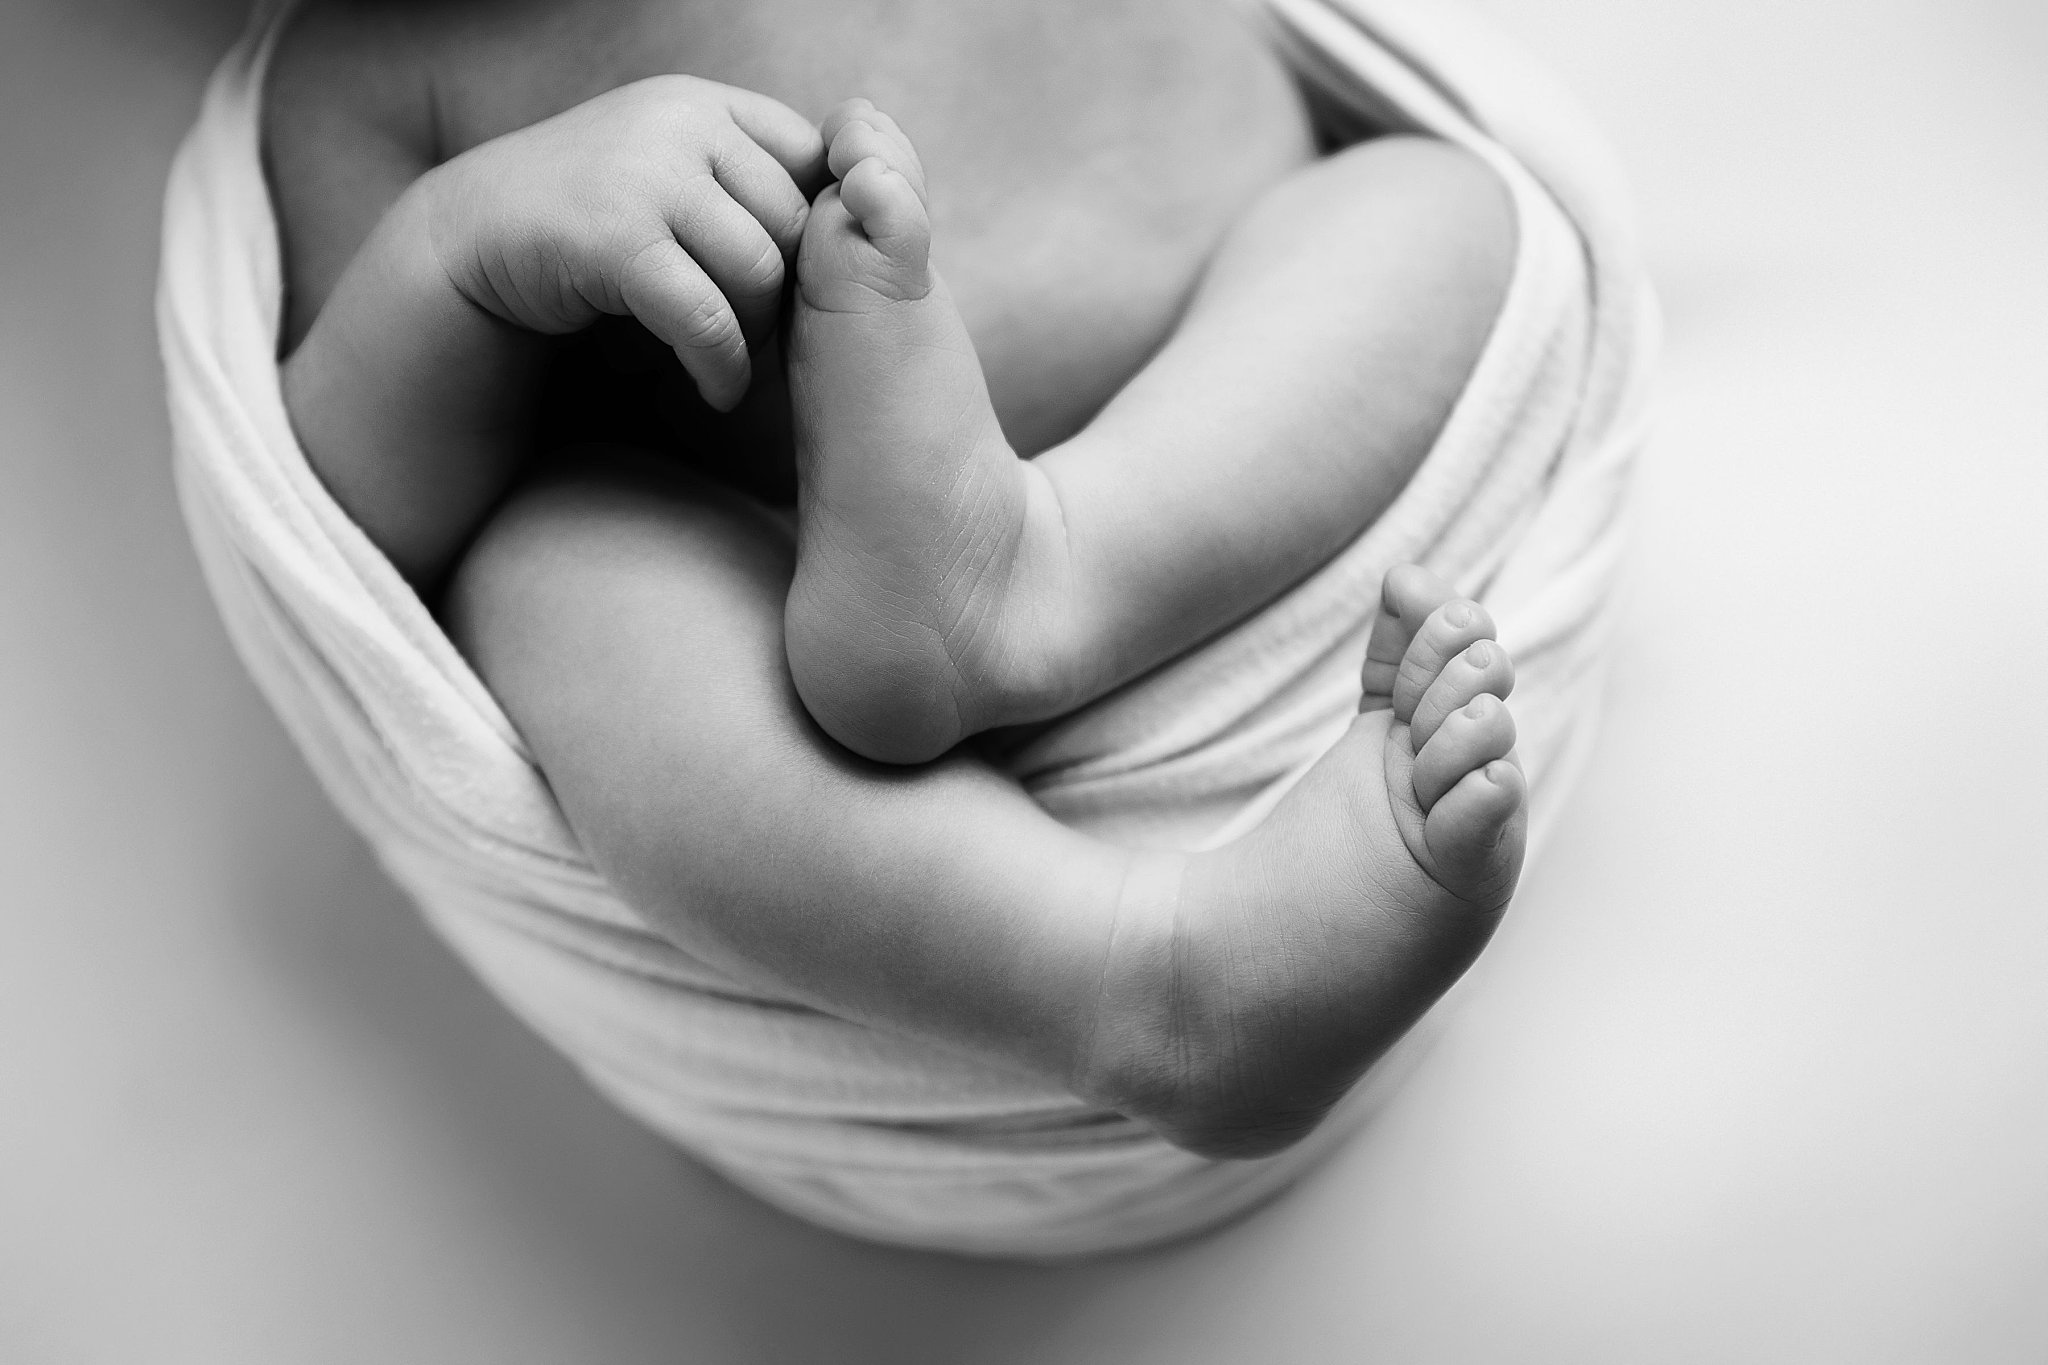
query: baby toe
[
  {"left": 824, "top": 101, "right": 929, "bottom": 203},
  {"left": 1409, "top": 637, "right": 1516, "bottom": 751},
  {"left": 1411, "top": 693, "right": 1517, "bottom": 811},
  {"left": 819, "top": 96, "right": 870, "bottom": 141},
  {"left": 838, "top": 157, "right": 931, "bottom": 265},
  {"left": 1390, "top": 596, "right": 1498, "bottom": 722},
  {"left": 1362, "top": 565, "right": 1460, "bottom": 708},
  {"left": 1422, "top": 760, "right": 1526, "bottom": 908}
]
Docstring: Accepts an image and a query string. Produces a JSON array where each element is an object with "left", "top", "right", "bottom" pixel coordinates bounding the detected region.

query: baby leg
[
  {"left": 447, "top": 448, "right": 1127, "bottom": 1069},
  {"left": 783, "top": 101, "right": 1030, "bottom": 764},
  {"left": 784, "top": 117, "right": 1516, "bottom": 768},
  {"left": 1098, "top": 564, "right": 1526, "bottom": 1157},
  {"left": 445, "top": 452, "right": 1522, "bottom": 1159}
]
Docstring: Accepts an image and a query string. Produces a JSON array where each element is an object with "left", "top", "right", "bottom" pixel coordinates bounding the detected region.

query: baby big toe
[
  {"left": 1409, "top": 637, "right": 1516, "bottom": 752},
  {"left": 1412, "top": 693, "right": 1517, "bottom": 810},
  {"left": 1422, "top": 760, "right": 1527, "bottom": 906}
]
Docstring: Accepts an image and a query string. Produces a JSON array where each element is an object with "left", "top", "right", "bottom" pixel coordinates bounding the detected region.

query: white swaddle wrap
[{"left": 158, "top": 0, "right": 1654, "bottom": 1257}]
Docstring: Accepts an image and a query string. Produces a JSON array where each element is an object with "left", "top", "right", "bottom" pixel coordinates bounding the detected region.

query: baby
[{"left": 270, "top": 0, "right": 1525, "bottom": 1157}]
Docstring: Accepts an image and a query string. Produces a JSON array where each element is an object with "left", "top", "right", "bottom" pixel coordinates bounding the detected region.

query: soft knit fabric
[{"left": 158, "top": 0, "right": 1654, "bottom": 1257}]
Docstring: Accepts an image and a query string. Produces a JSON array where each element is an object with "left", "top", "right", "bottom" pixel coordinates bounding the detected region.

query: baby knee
[
  {"left": 1251, "top": 134, "right": 1518, "bottom": 337},
  {"left": 1338, "top": 134, "right": 1515, "bottom": 308}
]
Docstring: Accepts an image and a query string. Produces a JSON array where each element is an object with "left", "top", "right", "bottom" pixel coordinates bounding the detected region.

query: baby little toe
[
  {"left": 1362, "top": 565, "right": 1460, "bottom": 708},
  {"left": 1409, "top": 636, "right": 1516, "bottom": 751},
  {"left": 1411, "top": 693, "right": 1517, "bottom": 811},
  {"left": 824, "top": 101, "right": 929, "bottom": 203}
]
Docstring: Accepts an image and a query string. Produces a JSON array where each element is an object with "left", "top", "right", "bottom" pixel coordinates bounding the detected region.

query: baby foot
[
  {"left": 792, "top": 99, "right": 936, "bottom": 310},
  {"left": 783, "top": 101, "right": 1026, "bottom": 765},
  {"left": 1086, "top": 566, "right": 1528, "bottom": 1158},
  {"left": 1360, "top": 564, "right": 1527, "bottom": 898}
]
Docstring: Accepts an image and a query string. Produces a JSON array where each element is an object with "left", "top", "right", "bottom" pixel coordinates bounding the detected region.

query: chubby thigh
[
  {"left": 440, "top": 446, "right": 1134, "bottom": 1083},
  {"left": 1028, "top": 135, "right": 1517, "bottom": 707}
]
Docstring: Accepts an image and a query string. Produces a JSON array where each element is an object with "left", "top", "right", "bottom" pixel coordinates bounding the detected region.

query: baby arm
[
  {"left": 280, "top": 76, "right": 824, "bottom": 588},
  {"left": 785, "top": 109, "right": 1516, "bottom": 763}
]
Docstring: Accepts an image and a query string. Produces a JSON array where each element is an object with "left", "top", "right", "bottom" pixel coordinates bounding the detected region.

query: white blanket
[{"left": 158, "top": 0, "right": 1655, "bottom": 1257}]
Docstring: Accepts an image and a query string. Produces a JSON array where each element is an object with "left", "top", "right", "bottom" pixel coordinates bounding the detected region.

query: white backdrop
[{"left": 3, "top": 0, "right": 2044, "bottom": 1359}]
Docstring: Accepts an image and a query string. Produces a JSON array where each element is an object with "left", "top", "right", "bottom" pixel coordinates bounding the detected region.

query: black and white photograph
[{"left": 3, "top": 0, "right": 2044, "bottom": 1359}]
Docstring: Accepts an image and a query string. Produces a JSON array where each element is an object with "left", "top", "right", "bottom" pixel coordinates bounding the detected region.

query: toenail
[
  {"left": 1467, "top": 641, "right": 1492, "bottom": 667},
  {"left": 1447, "top": 602, "right": 1473, "bottom": 628}
]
